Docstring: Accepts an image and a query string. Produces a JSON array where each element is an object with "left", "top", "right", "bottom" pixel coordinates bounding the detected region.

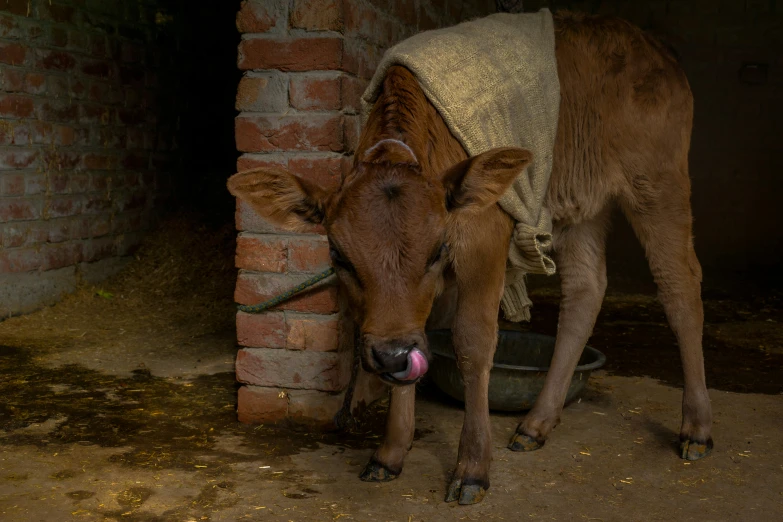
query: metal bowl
[{"left": 426, "top": 330, "right": 606, "bottom": 412}]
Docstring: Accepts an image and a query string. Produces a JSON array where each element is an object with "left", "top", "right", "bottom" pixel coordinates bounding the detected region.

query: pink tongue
[{"left": 392, "top": 349, "right": 428, "bottom": 381}]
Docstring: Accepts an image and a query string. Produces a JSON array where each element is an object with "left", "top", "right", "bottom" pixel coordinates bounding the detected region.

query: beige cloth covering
[{"left": 362, "top": 9, "right": 560, "bottom": 321}]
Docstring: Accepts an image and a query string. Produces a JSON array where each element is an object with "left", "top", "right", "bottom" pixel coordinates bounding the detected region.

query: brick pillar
[{"left": 232, "top": 0, "right": 496, "bottom": 428}]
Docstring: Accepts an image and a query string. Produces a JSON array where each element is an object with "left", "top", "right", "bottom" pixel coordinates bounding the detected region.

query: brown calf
[{"left": 228, "top": 12, "right": 713, "bottom": 505}]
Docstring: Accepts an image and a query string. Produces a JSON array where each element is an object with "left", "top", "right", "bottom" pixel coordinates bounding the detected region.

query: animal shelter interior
[{"left": 1, "top": 0, "right": 782, "bottom": 519}]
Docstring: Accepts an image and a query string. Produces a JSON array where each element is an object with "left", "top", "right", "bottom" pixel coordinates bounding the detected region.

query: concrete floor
[{"left": 1, "top": 281, "right": 782, "bottom": 521}]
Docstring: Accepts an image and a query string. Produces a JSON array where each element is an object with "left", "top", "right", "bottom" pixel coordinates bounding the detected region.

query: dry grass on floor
[{"left": 0, "top": 213, "right": 238, "bottom": 354}]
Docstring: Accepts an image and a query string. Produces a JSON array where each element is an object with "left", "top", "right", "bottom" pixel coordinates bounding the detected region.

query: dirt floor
[{"left": 1, "top": 217, "right": 782, "bottom": 521}]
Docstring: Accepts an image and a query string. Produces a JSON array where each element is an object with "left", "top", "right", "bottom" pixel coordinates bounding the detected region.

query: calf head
[{"left": 228, "top": 141, "right": 531, "bottom": 385}]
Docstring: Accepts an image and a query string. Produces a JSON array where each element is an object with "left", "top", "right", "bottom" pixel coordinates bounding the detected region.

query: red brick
[
  {"left": 69, "top": 217, "right": 91, "bottom": 240},
  {"left": 79, "top": 104, "right": 112, "bottom": 125},
  {"left": 1, "top": 222, "right": 27, "bottom": 248},
  {"left": 235, "top": 74, "right": 287, "bottom": 112},
  {"left": 69, "top": 78, "right": 87, "bottom": 99},
  {"left": 25, "top": 73, "right": 45, "bottom": 94},
  {"left": 342, "top": 38, "right": 381, "bottom": 79},
  {"left": 47, "top": 220, "right": 70, "bottom": 243},
  {"left": 343, "top": 114, "right": 361, "bottom": 153},
  {"left": 0, "top": 42, "right": 26, "bottom": 65},
  {"left": 126, "top": 127, "right": 143, "bottom": 149},
  {"left": 238, "top": 37, "right": 343, "bottom": 71},
  {"left": 53, "top": 125, "right": 75, "bottom": 146},
  {"left": 236, "top": 234, "right": 288, "bottom": 272},
  {"left": 68, "top": 29, "right": 89, "bottom": 52},
  {"left": 82, "top": 152, "right": 116, "bottom": 170},
  {"left": 0, "top": 68, "right": 41, "bottom": 95},
  {"left": 38, "top": 100, "right": 78, "bottom": 121},
  {"left": 0, "top": 247, "right": 40, "bottom": 272},
  {"left": 0, "top": 94, "right": 34, "bottom": 118},
  {"left": 28, "top": 121, "right": 52, "bottom": 144},
  {"left": 117, "top": 108, "right": 144, "bottom": 125},
  {"left": 50, "top": 173, "right": 69, "bottom": 193},
  {"left": 50, "top": 26, "right": 68, "bottom": 47},
  {"left": 90, "top": 34, "right": 107, "bottom": 58},
  {"left": 42, "top": 150, "right": 79, "bottom": 170},
  {"left": 1, "top": 0, "right": 29, "bottom": 17},
  {"left": 36, "top": 49, "right": 76, "bottom": 71},
  {"left": 83, "top": 194, "right": 112, "bottom": 214},
  {"left": 235, "top": 272, "right": 338, "bottom": 314},
  {"left": 286, "top": 314, "right": 339, "bottom": 351},
  {"left": 49, "top": 27, "right": 68, "bottom": 47},
  {"left": 0, "top": 14, "right": 18, "bottom": 37},
  {"left": 112, "top": 211, "right": 143, "bottom": 234},
  {"left": 47, "top": 196, "right": 82, "bottom": 218},
  {"left": 88, "top": 213, "right": 112, "bottom": 237},
  {"left": 291, "top": 0, "right": 343, "bottom": 31},
  {"left": 236, "top": 114, "right": 344, "bottom": 153},
  {"left": 236, "top": 311, "right": 287, "bottom": 348},
  {"left": 340, "top": 75, "right": 366, "bottom": 114},
  {"left": 39, "top": 2, "right": 76, "bottom": 23},
  {"left": 82, "top": 237, "right": 115, "bottom": 262},
  {"left": 41, "top": 241, "right": 84, "bottom": 270},
  {"left": 25, "top": 172, "right": 45, "bottom": 194},
  {"left": 235, "top": 153, "right": 286, "bottom": 172},
  {"left": 288, "top": 155, "right": 342, "bottom": 190},
  {"left": 70, "top": 173, "right": 89, "bottom": 193},
  {"left": 237, "top": 386, "right": 288, "bottom": 424},
  {"left": 236, "top": 348, "right": 348, "bottom": 391},
  {"left": 47, "top": 75, "right": 69, "bottom": 99},
  {"left": 288, "top": 237, "right": 330, "bottom": 272},
  {"left": 1, "top": 173, "right": 24, "bottom": 195},
  {"left": 0, "top": 198, "right": 40, "bottom": 221},
  {"left": 121, "top": 152, "right": 147, "bottom": 170},
  {"left": 344, "top": 0, "right": 383, "bottom": 41},
  {"left": 236, "top": 0, "right": 285, "bottom": 33},
  {"left": 116, "top": 190, "right": 147, "bottom": 211},
  {"left": 287, "top": 389, "right": 343, "bottom": 429},
  {"left": 82, "top": 59, "right": 111, "bottom": 79},
  {"left": 0, "top": 148, "right": 37, "bottom": 169},
  {"left": 28, "top": 222, "right": 49, "bottom": 244},
  {"left": 289, "top": 74, "right": 341, "bottom": 111}
]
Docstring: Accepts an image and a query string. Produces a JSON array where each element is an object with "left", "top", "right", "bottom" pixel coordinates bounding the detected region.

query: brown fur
[{"left": 227, "top": 12, "right": 712, "bottom": 505}]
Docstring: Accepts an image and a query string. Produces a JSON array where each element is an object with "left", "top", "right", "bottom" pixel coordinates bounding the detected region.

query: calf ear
[
  {"left": 227, "top": 167, "right": 329, "bottom": 231},
  {"left": 441, "top": 147, "right": 532, "bottom": 213}
]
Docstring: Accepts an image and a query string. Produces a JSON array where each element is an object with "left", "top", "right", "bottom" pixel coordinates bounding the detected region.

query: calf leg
[
  {"left": 445, "top": 276, "right": 505, "bottom": 504},
  {"left": 510, "top": 211, "right": 610, "bottom": 451},
  {"left": 621, "top": 194, "right": 712, "bottom": 460},
  {"left": 445, "top": 209, "right": 511, "bottom": 505},
  {"left": 360, "top": 385, "right": 416, "bottom": 481}
]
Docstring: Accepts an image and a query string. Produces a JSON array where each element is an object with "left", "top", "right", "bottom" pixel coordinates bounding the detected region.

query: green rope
[{"left": 237, "top": 267, "right": 335, "bottom": 314}]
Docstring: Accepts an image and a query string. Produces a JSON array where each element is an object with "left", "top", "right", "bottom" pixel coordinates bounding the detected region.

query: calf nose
[{"left": 372, "top": 345, "right": 413, "bottom": 374}]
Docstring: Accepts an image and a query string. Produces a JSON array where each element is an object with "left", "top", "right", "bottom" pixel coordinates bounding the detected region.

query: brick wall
[
  {"left": 233, "top": 0, "right": 496, "bottom": 427},
  {"left": 0, "top": 0, "right": 178, "bottom": 317}
]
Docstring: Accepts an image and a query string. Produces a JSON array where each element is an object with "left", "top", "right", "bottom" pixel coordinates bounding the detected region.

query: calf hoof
[
  {"left": 445, "top": 478, "right": 488, "bottom": 505},
  {"left": 680, "top": 437, "right": 713, "bottom": 461},
  {"left": 359, "top": 458, "right": 400, "bottom": 482},
  {"left": 508, "top": 432, "right": 545, "bottom": 452}
]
